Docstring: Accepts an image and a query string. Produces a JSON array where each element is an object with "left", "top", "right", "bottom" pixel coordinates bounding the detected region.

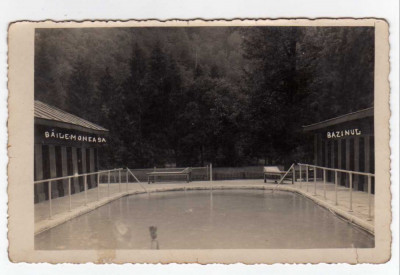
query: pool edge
[{"left": 34, "top": 184, "right": 374, "bottom": 236}]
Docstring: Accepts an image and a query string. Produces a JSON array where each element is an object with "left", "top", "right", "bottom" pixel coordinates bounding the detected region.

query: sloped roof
[
  {"left": 302, "top": 107, "right": 373, "bottom": 132},
  {"left": 34, "top": 100, "right": 108, "bottom": 132}
]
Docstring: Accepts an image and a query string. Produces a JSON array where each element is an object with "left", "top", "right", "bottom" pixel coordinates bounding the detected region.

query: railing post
[
  {"left": 68, "top": 177, "right": 72, "bottom": 211},
  {"left": 119, "top": 169, "right": 121, "bottom": 192},
  {"left": 210, "top": 163, "right": 213, "bottom": 181},
  {"left": 126, "top": 169, "right": 129, "bottom": 192},
  {"left": 97, "top": 172, "right": 100, "bottom": 201},
  {"left": 334, "top": 171, "right": 337, "bottom": 204},
  {"left": 299, "top": 165, "right": 302, "bottom": 188},
  {"left": 84, "top": 175, "right": 87, "bottom": 206},
  {"left": 108, "top": 170, "right": 110, "bottom": 197},
  {"left": 48, "top": 181, "right": 52, "bottom": 219},
  {"left": 306, "top": 165, "right": 309, "bottom": 192},
  {"left": 368, "top": 175, "right": 372, "bottom": 220},
  {"left": 314, "top": 167, "right": 317, "bottom": 195},
  {"left": 349, "top": 172, "right": 353, "bottom": 212},
  {"left": 292, "top": 167, "right": 294, "bottom": 184}
]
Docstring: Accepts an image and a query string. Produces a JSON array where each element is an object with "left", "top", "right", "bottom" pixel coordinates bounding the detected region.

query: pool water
[{"left": 35, "top": 190, "right": 374, "bottom": 249}]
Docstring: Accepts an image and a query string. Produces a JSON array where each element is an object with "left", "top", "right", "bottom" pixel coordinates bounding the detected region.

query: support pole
[
  {"left": 306, "top": 165, "right": 309, "bottom": 192},
  {"left": 97, "top": 173, "right": 100, "bottom": 201},
  {"left": 119, "top": 169, "right": 121, "bottom": 192},
  {"left": 48, "top": 181, "right": 52, "bottom": 219},
  {"left": 68, "top": 177, "right": 72, "bottom": 211},
  {"left": 108, "top": 170, "right": 110, "bottom": 197},
  {"left": 210, "top": 163, "right": 213, "bottom": 181},
  {"left": 84, "top": 175, "right": 87, "bottom": 206},
  {"left": 126, "top": 169, "right": 128, "bottom": 192},
  {"left": 299, "top": 165, "right": 302, "bottom": 188},
  {"left": 292, "top": 167, "right": 294, "bottom": 184},
  {"left": 322, "top": 168, "right": 326, "bottom": 199},
  {"left": 349, "top": 172, "right": 353, "bottom": 212},
  {"left": 368, "top": 175, "right": 372, "bottom": 220},
  {"left": 314, "top": 167, "right": 317, "bottom": 195},
  {"left": 334, "top": 171, "right": 337, "bottom": 204}
]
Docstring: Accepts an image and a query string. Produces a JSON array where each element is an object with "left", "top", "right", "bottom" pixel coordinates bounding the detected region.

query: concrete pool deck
[{"left": 34, "top": 179, "right": 374, "bottom": 235}]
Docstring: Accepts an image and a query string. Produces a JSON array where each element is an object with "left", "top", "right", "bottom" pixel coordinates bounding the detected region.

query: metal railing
[
  {"left": 126, "top": 167, "right": 148, "bottom": 193},
  {"left": 276, "top": 163, "right": 295, "bottom": 186},
  {"left": 35, "top": 165, "right": 211, "bottom": 221},
  {"left": 296, "top": 163, "right": 374, "bottom": 220},
  {"left": 34, "top": 168, "right": 133, "bottom": 219},
  {"left": 127, "top": 165, "right": 212, "bottom": 182},
  {"left": 271, "top": 164, "right": 295, "bottom": 193}
]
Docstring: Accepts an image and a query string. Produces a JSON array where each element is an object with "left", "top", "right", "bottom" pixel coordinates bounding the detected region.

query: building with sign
[
  {"left": 34, "top": 100, "right": 108, "bottom": 203},
  {"left": 303, "top": 107, "right": 374, "bottom": 192}
]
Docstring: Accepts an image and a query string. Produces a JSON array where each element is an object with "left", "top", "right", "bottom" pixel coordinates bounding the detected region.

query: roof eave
[
  {"left": 35, "top": 117, "right": 109, "bottom": 135},
  {"left": 302, "top": 107, "right": 374, "bottom": 132}
]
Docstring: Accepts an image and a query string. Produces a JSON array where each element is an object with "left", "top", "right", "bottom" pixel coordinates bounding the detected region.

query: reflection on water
[
  {"left": 149, "top": 226, "right": 159, "bottom": 249},
  {"left": 35, "top": 190, "right": 374, "bottom": 249}
]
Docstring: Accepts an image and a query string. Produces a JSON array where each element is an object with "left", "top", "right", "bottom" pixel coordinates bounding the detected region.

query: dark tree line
[{"left": 34, "top": 26, "right": 374, "bottom": 169}]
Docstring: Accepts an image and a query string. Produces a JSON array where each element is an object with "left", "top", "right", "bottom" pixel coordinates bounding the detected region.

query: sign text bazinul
[{"left": 327, "top": 129, "right": 361, "bottom": 139}]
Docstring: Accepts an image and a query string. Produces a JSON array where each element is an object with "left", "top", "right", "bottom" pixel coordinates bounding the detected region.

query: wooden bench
[
  {"left": 263, "top": 166, "right": 293, "bottom": 184},
  {"left": 147, "top": 167, "right": 192, "bottom": 184}
]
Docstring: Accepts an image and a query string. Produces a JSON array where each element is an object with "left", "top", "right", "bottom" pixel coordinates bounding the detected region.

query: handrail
[
  {"left": 276, "top": 163, "right": 295, "bottom": 186},
  {"left": 296, "top": 163, "right": 374, "bottom": 221},
  {"left": 270, "top": 163, "right": 295, "bottom": 194},
  {"left": 35, "top": 167, "right": 124, "bottom": 220},
  {"left": 35, "top": 167, "right": 150, "bottom": 220},
  {"left": 126, "top": 167, "right": 149, "bottom": 193},
  {"left": 34, "top": 168, "right": 123, "bottom": 184},
  {"left": 297, "top": 163, "right": 375, "bottom": 177}
]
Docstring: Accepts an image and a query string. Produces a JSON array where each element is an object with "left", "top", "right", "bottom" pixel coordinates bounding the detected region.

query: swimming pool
[{"left": 35, "top": 189, "right": 374, "bottom": 249}]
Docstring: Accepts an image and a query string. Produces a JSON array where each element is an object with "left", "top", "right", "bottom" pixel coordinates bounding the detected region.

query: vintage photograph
[{"left": 7, "top": 19, "right": 391, "bottom": 263}]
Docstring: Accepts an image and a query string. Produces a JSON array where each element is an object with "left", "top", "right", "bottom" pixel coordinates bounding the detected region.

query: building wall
[
  {"left": 312, "top": 117, "right": 374, "bottom": 192},
  {"left": 34, "top": 124, "right": 106, "bottom": 203}
]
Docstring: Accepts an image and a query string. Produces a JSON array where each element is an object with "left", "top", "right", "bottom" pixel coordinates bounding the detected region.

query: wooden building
[
  {"left": 34, "top": 100, "right": 108, "bottom": 203},
  {"left": 303, "top": 107, "right": 374, "bottom": 192}
]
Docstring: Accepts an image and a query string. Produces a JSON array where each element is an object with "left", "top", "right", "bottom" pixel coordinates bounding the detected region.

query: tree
[
  {"left": 242, "top": 27, "right": 311, "bottom": 166},
  {"left": 35, "top": 26, "right": 374, "bottom": 169},
  {"left": 96, "top": 67, "right": 127, "bottom": 167},
  {"left": 34, "top": 31, "right": 60, "bottom": 106},
  {"left": 123, "top": 43, "right": 148, "bottom": 167},
  {"left": 66, "top": 58, "right": 94, "bottom": 119}
]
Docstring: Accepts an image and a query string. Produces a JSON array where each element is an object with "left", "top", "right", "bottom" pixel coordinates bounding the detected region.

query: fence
[
  {"left": 211, "top": 166, "right": 265, "bottom": 180},
  {"left": 127, "top": 165, "right": 269, "bottom": 181},
  {"left": 127, "top": 166, "right": 210, "bottom": 182}
]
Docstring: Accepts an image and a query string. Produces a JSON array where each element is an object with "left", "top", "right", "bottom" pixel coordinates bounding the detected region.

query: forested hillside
[{"left": 35, "top": 26, "right": 374, "bottom": 168}]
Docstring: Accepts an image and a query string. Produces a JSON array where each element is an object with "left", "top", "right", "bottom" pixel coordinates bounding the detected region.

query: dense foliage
[{"left": 35, "top": 27, "right": 374, "bottom": 168}]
